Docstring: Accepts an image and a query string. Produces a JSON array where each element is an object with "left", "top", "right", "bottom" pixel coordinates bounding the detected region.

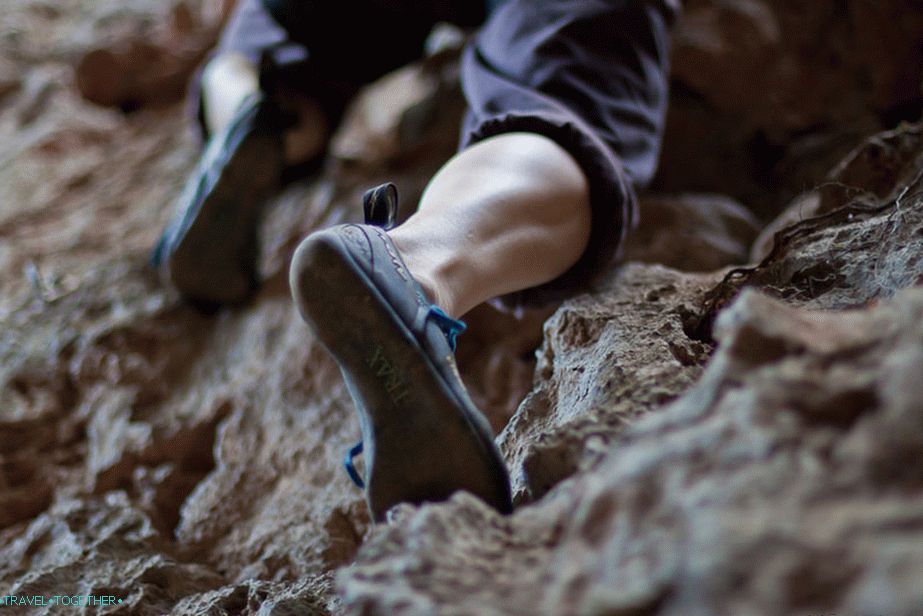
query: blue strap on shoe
[
  {"left": 411, "top": 303, "right": 467, "bottom": 351},
  {"left": 426, "top": 305, "right": 467, "bottom": 351},
  {"left": 344, "top": 441, "right": 365, "bottom": 488}
]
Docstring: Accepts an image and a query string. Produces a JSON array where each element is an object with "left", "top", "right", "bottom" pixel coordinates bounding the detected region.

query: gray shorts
[{"left": 193, "top": 0, "right": 679, "bottom": 309}]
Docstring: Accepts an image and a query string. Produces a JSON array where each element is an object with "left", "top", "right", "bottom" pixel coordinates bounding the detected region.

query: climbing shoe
[
  {"left": 152, "top": 92, "right": 285, "bottom": 305},
  {"left": 289, "top": 183, "right": 513, "bottom": 520}
]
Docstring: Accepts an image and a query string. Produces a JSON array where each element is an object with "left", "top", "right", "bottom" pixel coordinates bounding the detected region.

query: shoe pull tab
[{"left": 363, "top": 183, "right": 399, "bottom": 230}]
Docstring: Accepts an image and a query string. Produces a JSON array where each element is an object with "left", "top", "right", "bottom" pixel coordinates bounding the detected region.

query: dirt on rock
[{"left": 2, "top": 1, "right": 923, "bottom": 615}]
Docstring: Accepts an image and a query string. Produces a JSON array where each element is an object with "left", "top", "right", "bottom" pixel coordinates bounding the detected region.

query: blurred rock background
[{"left": 1, "top": 0, "right": 922, "bottom": 614}]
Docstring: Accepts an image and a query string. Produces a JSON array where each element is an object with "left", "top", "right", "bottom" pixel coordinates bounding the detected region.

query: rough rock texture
[
  {"left": 656, "top": 0, "right": 923, "bottom": 219},
  {"left": 342, "top": 285, "right": 923, "bottom": 616},
  {"left": 498, "top": 265, "right": 719, "bottom": 502},
  {"left": 2, "top": 1, "right": 923, "bottom": 615},
  {"left": 624, "top": 193, "right": 760, "bottom": 272},
  {"left": 751, "top": 122, "right": 923, "bottom": 261}
]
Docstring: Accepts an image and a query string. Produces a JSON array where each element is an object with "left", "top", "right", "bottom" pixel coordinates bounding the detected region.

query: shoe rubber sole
[
  {"left": 166, "top": 131, "right": 280, "bottom": 305},
  {"left": 291, "top": 231, "right": 513, "bottom": 520}
]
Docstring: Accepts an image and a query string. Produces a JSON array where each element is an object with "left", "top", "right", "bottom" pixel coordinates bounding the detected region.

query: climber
[{"left": 153, "top": 0, "right": 679, "bottom": 520}]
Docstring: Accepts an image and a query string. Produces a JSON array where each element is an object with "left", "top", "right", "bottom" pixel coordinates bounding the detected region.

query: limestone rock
[
  {"left": 752, "top": 123, "right": 923, "bottom": 260},
  {"left": 671, "top": 0, "right": 783, "bottom": 118},
  {"left": 657, "top": 0, "right": 923, "bottom": 218},
  {"left": 1, "top": 493, "right": 224, "bottom": 615},
  {"left": 340, "top": 285, "right": 923, "bottom": 616},
  {"left": 693, "top": 125, "right": 923, "bottom": 341},
  {"left": 498, "top": 264, "right": 718, "bottom": 501},
  {"left": 670, "top": 0, "right": 923, "bottom": 135},
  {"left": 330, "top": 57, "right": 466, "bottom": 174},
  {"left": 0, "top": 58, "right": 21, "bottom": 107},
  {"left": 171, "top": 576, "right": 336, "bottom": 615},
  {"left": 626, "top": 193, "right": 760, "bottom": 271},
  {"left": 72, "top": 1, "right": 225, "bottom": 111},
  {"left": 3, "top": 0, "right": 923, "bottom": 614}
]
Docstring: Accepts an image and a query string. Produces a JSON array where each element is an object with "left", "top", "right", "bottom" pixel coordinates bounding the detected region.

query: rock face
[
  {"left": 342, "top": 285, "right": 923, "bottom": 616},
  {"left": 497, "top": 264, "right": 719, "bottom": 503},
  {"left": 2, "top": 1, "right": 923, "bottom": 615},
  {"left": 657, "top": 0, "right": 923, "bottom": 219}
]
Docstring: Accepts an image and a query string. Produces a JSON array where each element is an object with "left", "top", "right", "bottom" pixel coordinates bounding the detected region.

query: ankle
[
  {"left": 388, "top": 234, "right": 458, "bottom": 317},
  {"left": 413, "top": 271, "right": 453, "bottom": 313}
]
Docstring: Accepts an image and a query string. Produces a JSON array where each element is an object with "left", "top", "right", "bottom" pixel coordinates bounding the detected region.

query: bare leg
[
  {"left": 200, "top": 51, "right": 328, "bottom": 165},
  {"left": 388, "top": 132, "right": 592, "bottom": 318},
  {"left": 286, "top": 131, "right": 590, "bottom": 516},
  {"left": 158, "top": 51, "right": 332, "bottom": 305},
  {"left": 201, "top": 52, "right": 259, "bottom": 134}
]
